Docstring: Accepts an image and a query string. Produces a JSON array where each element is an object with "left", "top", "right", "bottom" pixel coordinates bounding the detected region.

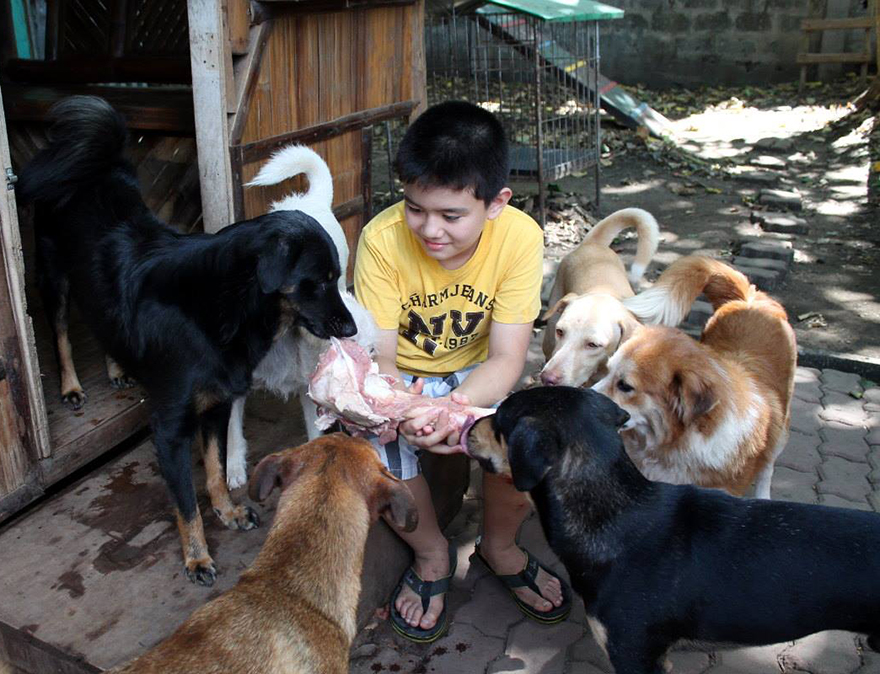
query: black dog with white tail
[
  {"left": 467, "top": 386, "right": 880, "bottom": 674},
  {"left": 17, "top": 96, "right": 356, "bottom": 586}
]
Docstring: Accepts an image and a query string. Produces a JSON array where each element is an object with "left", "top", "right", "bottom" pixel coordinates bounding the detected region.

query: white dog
[{"left": 226, "top": 145, "right": 378, "bottom": 489}]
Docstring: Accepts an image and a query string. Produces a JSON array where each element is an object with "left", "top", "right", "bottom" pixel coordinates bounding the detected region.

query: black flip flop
[
  {"left": 474, "top": 544, "right": 572, "bottom": 625},
  {"left": 390, "top": 543, "right": 457, "bottom": 643}
]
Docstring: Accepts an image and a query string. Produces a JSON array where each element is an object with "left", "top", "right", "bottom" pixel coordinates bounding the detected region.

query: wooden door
[{"left": 0, "top": 83, "right": 49, "bottom": 522}]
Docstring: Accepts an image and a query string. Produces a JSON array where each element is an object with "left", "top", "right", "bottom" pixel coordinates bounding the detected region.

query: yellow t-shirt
[{"left": 354, "top": 201, "right": 544, "bottom": 377}]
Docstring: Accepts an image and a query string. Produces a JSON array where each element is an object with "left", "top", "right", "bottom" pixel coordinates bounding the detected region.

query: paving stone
[
  {"left": 750, "top": 154, "right": 787, "bottom": 169},
  {"left": 349, "top": 645, "right": 422, "bottom": 674},
  {"left": 819, "top": 422, "right": 869, "bottom": 463},
  {"left": 754, "top": 212, "right": 810, "bottom": 235},
  {"left": 780, "top": 630, "right": 862, "bottom": 674},
  {"left": 758, "top": 188, "right": 803, "bottom": 211},
  {"left": 868, "top": 490, "right": 880, "bottom": 513},
  {"left": 796, "top": 367, "right": 822, "bottom": 384},
  {"left": 820, "top": 369, "right": 863, "bottom": 394},
  {"left": 730, "top": 169, "right": 779, "bottom": 185},
  {"left": 665, "top": 649, "right": 713, "bottom": 674},
  {"left": 817, "top": 457, "right": 871, "bottom": 501},
  {"left": 818, "top": 493, "right": 872, "bottom": 511},
  {"left": 739, "top": 240, "right": 794, "bottom": 263},
  {"left": 732, "top": 256, "right": 789, "bottom": 273},
  {"left": 428, "top": 622, "right": 506, "bottom": 673},
  {"left": 794, "top": 383, "right": 823, "bottom": 404},
  {"left": 868, "top": 426, "right": 880, "bottom": 446},
  {"left": 864, "top": 387, "right": 880, "bottom": 405},
  {"left": 492, "top": 620, "right": 583, "bottom": 674},
  {"left": 716, "top": 642, "right": 788, "bottom": 673},
  {"left": 790, "top": 397, "right": 824, "bottom": 435},
  {"left": 771, "top": 465, "right": 819, "bottom": 503},
  {"left": 568, "top": 633, "right": 614, "bottom": 672},
  {"left": 776, "top": 431, "right": 822, "bottom": 473},
  {"left": 453, "top": 574, "right": 526, "bottom": 638},
  {"left": 686, "top": 300, "right": 714, "bottom": 326},
  {"left": 819, "top": 393, "right": 869, "bottom": 427},
  {"left": 733, "top": 264, "right": 782, "bottom": 291},
  {"left": 755, "top": 136, "right": 794, "bottom": 152}
]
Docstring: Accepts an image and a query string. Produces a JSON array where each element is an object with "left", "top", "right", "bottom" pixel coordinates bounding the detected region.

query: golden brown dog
[
  {"left": 540, "top": 208, "right": 660, "bottom": 387},
  {"left": 110, "top": 434, "right": 417, "bottom": 674},
  {"left": 594, "top": 256, "right": 797, "bottom": 498}
]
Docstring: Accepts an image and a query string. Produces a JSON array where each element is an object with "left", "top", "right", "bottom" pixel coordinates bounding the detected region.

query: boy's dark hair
[{"left": 395, "top": 100, "right": 510, "bottom": 205}]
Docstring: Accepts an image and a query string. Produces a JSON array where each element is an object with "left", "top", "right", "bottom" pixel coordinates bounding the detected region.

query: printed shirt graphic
[{"left": 354, "top": 201, "right": 544, "bottom": 377}]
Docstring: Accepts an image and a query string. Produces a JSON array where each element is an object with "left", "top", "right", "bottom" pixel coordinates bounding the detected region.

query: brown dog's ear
[
  {"left": 540, "top": 292, "right": 578, "bottom": 322},
  {"left": 669, "top": 369, "right": 717, "bottom": 425},
  {"left": 248, "top": 450, "right": 305, "bottom": 502},
  {"left": 616, "top": 314, "right": 639, "bottom": 350},
  {"left": 372, "top": 478, "right": 418, "bottom": 532}
]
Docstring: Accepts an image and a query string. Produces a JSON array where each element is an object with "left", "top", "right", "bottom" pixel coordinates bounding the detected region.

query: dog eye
[
  {"left": 555, "top": 328, "right": 565, "bottom": 339},
  {"left": 586, "top": 341, "right": 600, "bottom": 349},
  {"left": 617, "top": 379, "right": 634, "bottom": 394}
]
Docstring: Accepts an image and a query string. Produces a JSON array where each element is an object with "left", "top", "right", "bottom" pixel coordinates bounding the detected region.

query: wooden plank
[
  {"left": 226, "top": 0, "right": 251, "bottom": 54},
  {"left": 0, "top": 85, "right": 50, "bottom": 464},
  {"left": 187, "top": 0, "right": 236, "bottom": 233},
  {"left": 237, "top": 100, "right": 417, "bottom": 163},
  {"left": 409, "top": 0, "right": 427, "bottom": 117},
  {"left": 801, "top": 16, "right": 874, "bottom": 31},
  {"left": 0, "top": 621, "right": 98, "bottom": 674},
  {"left": 230, "top": 21, "right": 274, "bottom": 146},
  {"left": 796, "top": 52, "right": 871, "bottom": 64}
]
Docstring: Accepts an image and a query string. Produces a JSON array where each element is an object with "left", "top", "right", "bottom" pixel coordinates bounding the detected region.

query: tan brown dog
[
  {"left": 595, "top": 256, "right": 797, "bottom": 498},
  {"left": 541, "top": 208, "right": 660, "bottom": 387},
  {"left": 111, "top": 434, "right": 417, "bottom": 674}
]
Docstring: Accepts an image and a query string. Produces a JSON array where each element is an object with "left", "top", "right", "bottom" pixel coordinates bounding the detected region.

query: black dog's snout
[{"left": 334, "top": 313, "right": 357, "bottom": 338}]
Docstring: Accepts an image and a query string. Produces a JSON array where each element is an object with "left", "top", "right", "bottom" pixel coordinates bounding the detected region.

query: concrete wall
[{"left": 598, "top": 0, "right": 870, "bottom": 89}]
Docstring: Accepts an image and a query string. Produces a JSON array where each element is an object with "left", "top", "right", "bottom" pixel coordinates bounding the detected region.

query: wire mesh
[{"left": 426, "top": 3, "right": 602, "bottom": 220}]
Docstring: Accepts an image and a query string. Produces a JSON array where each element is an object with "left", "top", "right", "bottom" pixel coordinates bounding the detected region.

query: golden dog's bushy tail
[
  {"left": 583, "top": 208, "right": 660, "bottom": 285},
  {"left": 621, "top": 256, "right": 759, "bottom": 327}
]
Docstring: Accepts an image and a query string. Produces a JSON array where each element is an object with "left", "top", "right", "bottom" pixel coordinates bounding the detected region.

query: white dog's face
[{"left": 541, "top": 293, "right": 637, "bottom": 388}]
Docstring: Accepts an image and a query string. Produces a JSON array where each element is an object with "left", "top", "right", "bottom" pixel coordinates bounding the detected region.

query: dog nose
[
  {"left": 540, "top": 370, "right": 560, "bottom": 386},
  {"left": 618, "top": 409, "right": 631, "bottom": 428}
]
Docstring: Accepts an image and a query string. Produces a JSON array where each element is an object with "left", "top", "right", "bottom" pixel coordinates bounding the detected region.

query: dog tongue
[{"left": 458, "top": 415, "right": 477, "bottom": 454}]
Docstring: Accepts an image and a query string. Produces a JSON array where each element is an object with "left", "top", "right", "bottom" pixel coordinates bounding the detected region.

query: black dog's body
[
  {"left": 17, "top": 96, "right": 356, "bottom": 585},
  {"left": 469, "top": 387, "right": 880, "bottom": 674}
]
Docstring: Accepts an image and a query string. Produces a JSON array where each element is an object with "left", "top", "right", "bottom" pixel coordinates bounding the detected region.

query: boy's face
[{"left": 403, "top": 184, "right": 512, "bottom": 270}]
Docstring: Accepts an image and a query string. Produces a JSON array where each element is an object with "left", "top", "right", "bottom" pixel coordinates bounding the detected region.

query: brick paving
[{"left": 349, "top": 367, "right": 880, "bottom": 674}]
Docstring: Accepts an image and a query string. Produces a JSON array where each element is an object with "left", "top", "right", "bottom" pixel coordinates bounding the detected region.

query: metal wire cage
[{"left": 426, "top": 1, "right": 604, "bottom": 224}]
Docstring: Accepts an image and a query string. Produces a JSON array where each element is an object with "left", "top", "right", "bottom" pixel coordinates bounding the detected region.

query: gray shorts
[{"left": 370, "top": 365, "right": 477, "bottom": 480}]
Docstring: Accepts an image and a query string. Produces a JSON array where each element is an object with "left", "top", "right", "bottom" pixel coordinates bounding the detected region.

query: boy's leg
[
  {"left": 391, "top": 474, "right": 450, "bottom": 630},
  {"left": 479, "top": 472, "right": 564, "bottom": 612}
]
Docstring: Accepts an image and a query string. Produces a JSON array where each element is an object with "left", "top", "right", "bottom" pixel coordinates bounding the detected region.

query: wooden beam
[
  {"left": 410, "top": 0, "right": 427, "bottom": 118},
  {"left": 796, "top": 52, "right": 871, "bottom": 64},
  {"left": 187, "top": 0, "right": 236, "bottom": 233},
  {"left": 235, "top": 100, "right": 418, "bottom": 164},
  {"left": 800, "top": 16, "right": 874, "bottom": 31}
]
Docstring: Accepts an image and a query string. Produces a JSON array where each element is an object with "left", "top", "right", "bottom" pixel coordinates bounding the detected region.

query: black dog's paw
[
  {"left": 185, "top": 559, "right": 218, "bottom": 587},
  {"left": 62, "top": 389, "right": 87, "bottom": 410},
  {"left": 109, "top": 374, "right": 137, "bottom": 389}
]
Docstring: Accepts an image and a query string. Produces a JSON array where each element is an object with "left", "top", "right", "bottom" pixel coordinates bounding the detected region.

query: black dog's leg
[
  {"left": 151, "top": 406, "right": 217, "bottom": 586},
  {"left": 37, "top": 237, "right": 85, "bottom": 410},
  {"left": 105, "top": 354, "right": 136, "bottom": 389},
  {"left": 198, "top": 401, "right": 260, "bottom": 531},
  {"left": 607, "top": 639, "right": 668, "bottom": 674}
]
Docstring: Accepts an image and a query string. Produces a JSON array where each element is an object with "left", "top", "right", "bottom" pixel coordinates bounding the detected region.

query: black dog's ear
[
  {"left": 257, "top": 236, "right": 298, "bottom": 294},
  {"left": 507, "top": 418, "right": 553, "bottom": 492}
]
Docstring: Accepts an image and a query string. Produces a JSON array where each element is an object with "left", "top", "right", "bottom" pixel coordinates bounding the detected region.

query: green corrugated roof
[{"left": 479, "top": 0, "right": 623, "bottom": 22}]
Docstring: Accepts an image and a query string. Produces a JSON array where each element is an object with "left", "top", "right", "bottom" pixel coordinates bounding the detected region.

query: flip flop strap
[
  {"left": 401, "top": 547, "right": 456, "bottom": 614},
  {"left": 494, "top": 552, "right": 542, "bottom": 597}
]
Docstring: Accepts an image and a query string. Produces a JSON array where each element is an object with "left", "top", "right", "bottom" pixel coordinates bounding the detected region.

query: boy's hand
[{"left": 399, "top": 392, "right": 472, "bottom": 451}]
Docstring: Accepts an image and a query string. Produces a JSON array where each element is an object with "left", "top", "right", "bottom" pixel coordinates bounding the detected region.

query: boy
[{"left": 354, "top": 100, "right": 571, "bottom": 643}]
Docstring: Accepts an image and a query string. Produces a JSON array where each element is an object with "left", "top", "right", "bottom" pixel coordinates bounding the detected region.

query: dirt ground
[{"left": 509, "top": 76, "right": 880, "bottom": 361}]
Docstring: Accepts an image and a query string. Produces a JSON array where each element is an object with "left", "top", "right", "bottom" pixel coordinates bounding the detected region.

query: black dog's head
[
  {"left": 255, "top": 210, "right": 357, "bottom": 340},
  {"left": 467, "top": 386, "right": 631, "bottom": 492}
]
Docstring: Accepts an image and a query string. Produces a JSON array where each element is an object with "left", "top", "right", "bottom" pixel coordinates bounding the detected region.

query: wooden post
[
  {"left": 410, "top": 0, "right": 427, "bottom": 118},
  {"left": 0, "top": 84, "right": 50, "bottom": 462},
  {"left": 187, "top": 0, "right": 236, "bottom": 233}
]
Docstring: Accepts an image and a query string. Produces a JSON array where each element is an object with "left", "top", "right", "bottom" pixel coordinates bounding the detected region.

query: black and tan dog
[
  {"left": 109, "top": 434, "right": 417, "bottom": 673},
  {"left": 16, "top": 96, "right": 357, "bottom": 585},
  {"left": 467, "top": 386, "right": 880, "bottom": 674}
]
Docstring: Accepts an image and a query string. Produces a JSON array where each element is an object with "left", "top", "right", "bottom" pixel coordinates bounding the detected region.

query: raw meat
[{"left": 308, "top": 338, "right": 493, "bottom": 446}]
